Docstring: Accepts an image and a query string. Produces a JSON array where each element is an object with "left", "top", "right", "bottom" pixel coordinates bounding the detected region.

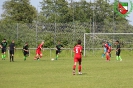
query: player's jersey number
[{"left": 75, "top": 48, "right": 81, "bottom": 54}]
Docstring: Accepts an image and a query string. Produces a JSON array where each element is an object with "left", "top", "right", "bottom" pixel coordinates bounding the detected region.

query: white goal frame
[{"left": 84, "top": 33, "right": 133, "bottom": 56}]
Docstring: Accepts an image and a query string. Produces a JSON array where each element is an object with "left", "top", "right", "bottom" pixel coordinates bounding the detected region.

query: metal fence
[{"left": 0, "top": 22, "right": 133, "bottom": 48}]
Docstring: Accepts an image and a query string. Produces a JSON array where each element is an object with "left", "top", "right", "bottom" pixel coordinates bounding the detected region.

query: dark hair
[
  {"left": 77, "top": 40, "right": 81, "bottom": 45},
  {"left": 3, "top": 39, "right": 6, "bottom": 40},
  {"left": 116, "top": 40, "right": 119, "bottom": 43}
]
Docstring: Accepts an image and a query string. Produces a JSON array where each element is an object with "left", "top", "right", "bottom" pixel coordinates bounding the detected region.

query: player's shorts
[
  {"left": 74, "top": 55, "right": 82, "bottom": 62},
  {"left": 1, "top": 48, "right": 6, "bottom": 53},
  {"left": 36, "top": 50, "right": 42, "bottom": 55},
  {"left": 116, "top": 51, "right": 120, "bottom": 56},
  {"left": 10, "top": 50, "right": 14, "bottom": 55},
  {"left": 56, "top": 50, "right": 61, "bottom": 54},
  {"left": 23, "top": 51, "right": 29, "bottom": 56}
]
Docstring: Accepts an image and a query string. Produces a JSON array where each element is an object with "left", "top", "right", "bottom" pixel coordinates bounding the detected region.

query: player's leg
[
  {"left": 37, "top": 51, "right": 42, "bottom": 60},
  {"left": 11, "top": 50, "right": 14, "bottom": 62},
  {"left": 73, "top": 57, "right": 77, "bottom": 75},
  {"left": 3, "top": 49, "right": 6, "bottom": 60},
  {"left": 39, "top": 52, "right": 42, "bottom": 58},
  {"left": 102, "top": 48, "right": 106, "bottom": 58},
  {"left": 34, "top": 50, "right": 39, "bottom": 60},
  {"left": 118, "top": 51, "right": 122, "bottom": 61},
  {"left": 1, "top": 49, "right": 4, "bottom": 60},
  {"left": 9, "top": 50, "right": 12, "bottom": 62},
  {"left": 24, "top": 52, "right": 29, "bottom": 61},
  {"left": 116, "top": 52, "right": 119, "bottom": 60},
  {"left": 23, "top": 52, "right": 26, "bottom": 61},
  {"left": 55, "top": 50, "right": 59, "bottom": 60},
  {"left": 73, "top": 62, "right": 77, "bottom": 75},
  {"left": 106, "top": 52, "right": 110, "bottom": 61},
  {"left": 78, "top": 59, "right": 82, "bottom": 75}
]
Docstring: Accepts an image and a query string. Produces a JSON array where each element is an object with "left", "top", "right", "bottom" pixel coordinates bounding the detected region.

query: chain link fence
[{"left": 0, "top": 22, "right": 133, "bottom": 48}]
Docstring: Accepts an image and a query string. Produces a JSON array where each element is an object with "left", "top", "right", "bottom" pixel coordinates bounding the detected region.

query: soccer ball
[{"left": 51, "top": 58, "right": 54, "bottom": 61}]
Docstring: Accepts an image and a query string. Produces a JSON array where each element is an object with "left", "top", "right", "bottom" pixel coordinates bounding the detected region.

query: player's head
[
  {"left": 12, "top": 40, "right": 14, "bottom": 43},
  {"left": 107, "top": 42, "right": 111, "bottom": 46},
  {"left": 115, "top": 40, "right": 119, "bottom": 44},
  {"left": 41, "top": 41, "right": 44, "bottom": 45},
  {"left": 25, "top": 42, "right": 28, "bottom": 46},
  {"left": 58, "top": 41, "right": 61, "bottom": 44},
  {"left": 3, "top": 39, "right": 6, "bottom": 42},
  {"left": 102, "top": 40, "right": 106, "bottom": 45},
  {"left": 77, "top": 40, "right": 81, "bottom": 45}
]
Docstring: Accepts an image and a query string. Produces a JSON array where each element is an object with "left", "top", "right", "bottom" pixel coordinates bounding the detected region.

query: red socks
[
  {"left": 73, "top": 65, "right": 76, "bottom": 70},
  {"left": 73, "top": 65, "right": 82, "bottom": 72},
  {"left": 106, "top": 54, "right": 110, "bottom": 61},
  {"left": 78, "top": 65, "right": 82, "bottom": 72}
]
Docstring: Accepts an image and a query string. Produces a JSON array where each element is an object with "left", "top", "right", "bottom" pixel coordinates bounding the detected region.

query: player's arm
[
  {"left": 73, "top": 47, "right": 75, "bottom": 53},
  {"left": 116, "top": 48, "right": 119, "bottom": 51},
  {"left": 40, "top": 45, "right": 43, "bottom": 50},
  {"left": 61, "top": 45, "right": 64, "bottom": 48},
  {"left": 23, "top": 47, "right": 28, "bottom": 52},
  {"left": 116, "top": 45, "right": 120, "bottom": 51},
  {"left": 80, "top": 48, "right": 83, "bottom": 55},
  {"left": 0, "top": 44, "right": 2, "bottom": 48},
  {"left": 56, "top": 45, "right": 58, "bottom": 50},
  {"left": 14, "top": 46, "right": 16, "bottom": 51}
]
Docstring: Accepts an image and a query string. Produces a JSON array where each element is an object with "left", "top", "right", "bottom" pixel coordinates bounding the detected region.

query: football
[{"left": 51, "top": 58, "right": 54, "bottom": 61}]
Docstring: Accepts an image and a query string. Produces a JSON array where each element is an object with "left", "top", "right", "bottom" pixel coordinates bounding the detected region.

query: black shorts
[
  {"left": 1, "top": 48, "right": 6, "bottom": 53},
  {"left": 23, "top": 51, "right": 29, "bottom": 56},
  {"left": 56, "top": 50, "right": 61, "bottom": 55},
  {"left": 116, "top": 51, "right": 121, "bottom": 56},
  {"left": 10, "top": 50, "right": 14, "bottom": 55}
]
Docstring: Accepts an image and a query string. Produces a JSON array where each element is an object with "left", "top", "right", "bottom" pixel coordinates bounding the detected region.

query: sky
[{"left": 0, "top": 0, "right": 133, "bottom": 25}]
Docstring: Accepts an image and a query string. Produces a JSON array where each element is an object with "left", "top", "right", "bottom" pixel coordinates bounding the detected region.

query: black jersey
[
  {"left": 9, "top": 43, "right": 15, "bottom": 50},
  {"left": 116, "top": 44, "right": 121, "bottom": 52},
  {"left": 1, "top": 42, "right": 7, "bottom": 49},
  {"left": 56, "top": 44, "right": 63, "bottom": 51},
  {"left": 23, "top": 45, "right": 29, "bottom": 51}
]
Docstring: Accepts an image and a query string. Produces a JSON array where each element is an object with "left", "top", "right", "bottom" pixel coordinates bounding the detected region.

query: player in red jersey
[
  {"left": 103, "top": 41, "right": 111, "bottom": 61},
  {"left": 73, "top": 40, "right": 83, "bottom": 75},
  {"left": 34, "top": 41, "right": 44, "bottom": 60}
]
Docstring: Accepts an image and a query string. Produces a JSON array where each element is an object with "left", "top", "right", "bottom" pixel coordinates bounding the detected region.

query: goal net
[{"left": 83, "top": 33, "right": 133, "bottom": 56}]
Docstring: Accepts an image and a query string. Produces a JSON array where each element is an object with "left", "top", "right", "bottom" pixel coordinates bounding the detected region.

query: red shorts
[
  {"left": 36, "top": 50, "right": 42, "bottom": 55},
  {"left": 74, "top": 55, "right": 82, "bottom": 62}
]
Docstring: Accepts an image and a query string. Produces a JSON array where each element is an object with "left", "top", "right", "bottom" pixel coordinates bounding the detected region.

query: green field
[{"left": 0, "top": 49, "right": 133, "bottom": 88}]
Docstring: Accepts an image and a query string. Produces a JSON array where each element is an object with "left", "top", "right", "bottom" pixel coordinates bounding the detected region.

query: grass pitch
[{"left": 0, "top": 49, "right": 133, "bottom": 88}]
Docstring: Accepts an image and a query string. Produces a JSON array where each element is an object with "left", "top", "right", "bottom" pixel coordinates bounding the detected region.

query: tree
[
  {"left": 2, "top": 0, "right": 37, "bottom": 23},
  {"left": 40, "top": 0, "right": 73, "bottom": 23}
]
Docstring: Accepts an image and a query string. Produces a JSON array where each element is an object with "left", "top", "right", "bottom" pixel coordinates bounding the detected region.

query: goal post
[{"left": 84, "top": 33, "right": 133, "bottom": 56}]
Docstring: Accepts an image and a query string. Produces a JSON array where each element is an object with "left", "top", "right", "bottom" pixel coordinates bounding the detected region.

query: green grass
[{"left": 0, "top": 49, "right": 133, "bottom": 88}]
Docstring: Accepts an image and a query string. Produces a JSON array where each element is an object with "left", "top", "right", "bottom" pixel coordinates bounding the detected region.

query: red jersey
[
  {"left": 104, "top": 43, "right": 110, "bottom": 53},
  {"left": 74, "top": 45, "right": 83, "bottom": 57},
  {"left": 36, "top": 44, "right": 43, "bottom": 51}
]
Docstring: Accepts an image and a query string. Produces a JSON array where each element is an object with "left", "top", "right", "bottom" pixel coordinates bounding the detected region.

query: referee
[{"left": 9, "top": 40, "right": 15, "bottom": 62}]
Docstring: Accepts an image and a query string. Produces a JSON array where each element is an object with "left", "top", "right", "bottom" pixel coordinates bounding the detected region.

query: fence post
[
  {"left": 17, "top": 23, "right": 18, "bottom": 41},
  {"left": 84, "top": 33, "right": 86, "bottom": 56}
]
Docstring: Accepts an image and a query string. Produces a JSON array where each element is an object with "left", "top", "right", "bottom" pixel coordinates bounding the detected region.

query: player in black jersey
[
  {"left": 115, "top": 40, "right": 122, "bottom": 61},
  {"left": 23, "top": 43, "right": 29, "bottom": 61},
  {"left": 0, "top": 39, "right": 7, "bottom": 60},
  {"left": 9, "top": 40, "right": 15, "bottom": 62},
  {"left": 55, "top": 42, "right": 64, "bottom": 60}
]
